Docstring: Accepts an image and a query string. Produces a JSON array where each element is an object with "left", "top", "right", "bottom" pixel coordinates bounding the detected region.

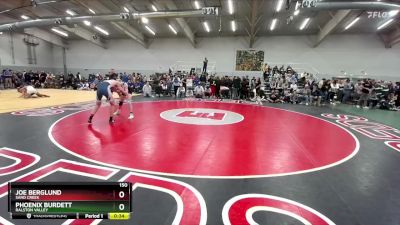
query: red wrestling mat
[{"left": 49, "top": 101, "right": 358, "bottom": 178}]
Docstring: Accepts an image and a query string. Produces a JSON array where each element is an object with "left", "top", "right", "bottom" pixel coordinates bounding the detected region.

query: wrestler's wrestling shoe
[
  {"left": 88, "top": 115, "right": 93, "bottom": 123},
  {"left": 109, "top": 116, "right": 115, "bottom": 123}
]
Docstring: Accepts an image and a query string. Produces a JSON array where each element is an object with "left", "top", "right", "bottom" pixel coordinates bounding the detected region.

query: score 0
[{"left": 117, "top": 182, "right": 129, "bottom": 199}]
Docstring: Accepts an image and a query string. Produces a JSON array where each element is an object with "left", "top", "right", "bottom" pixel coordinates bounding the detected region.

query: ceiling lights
[
  {"left": 152, "top": 4, "right": 158, "bottom": 12},
  {"left": 123, "top": 7, "right": 129, "bottom": 13},
  {"left": 299, "top": 18, "right": 310, "bottom": 30},
  {"left": 88, "top": 8, "right": 96, "bottom": 14},
  {"left": 145, "top": 25, "right": 156, "bottom": 35},
  {"left": 66, "top": 9, "right": 76, "bottom": 16},
  {"left": 377, "top": 18, "right": 394, "bottom": 30},
  {"left": 21, "top": 15, "right": 30, "bottom": 20},
  {"left": 344, "top": 17, "right": 359, "bottom": 30},
  {"left": 83, "top": 20, "right": 91, "bottom": 26},
  {"left": 141, "top": 17, "right": 149, "bottom": 24},
  {"left": 276, "top": 0, "right": 284, "bottom": 12},
  {"left": 94, "top": 26, "right": 109, "bottom": 36},
  {"left": 168, "top": 24, "right": 177, "bottom": 35},
  {"left": 194, "top": 1, "right": 200, "bottom": 9},
  {"left": 51, "top": 28, "right": 68, "bottom": 37},
  {"left": 270, "top": 18, "right": 277, "bottom": 31},
  {"left": 203, "top": 21, "right": 210, "bottom": 32},
  {"left": 231, "top": 20, "right": 236, "bottom": 32},
  {"left": 228, "top": 0, "right": 234, "bottom": 15}
]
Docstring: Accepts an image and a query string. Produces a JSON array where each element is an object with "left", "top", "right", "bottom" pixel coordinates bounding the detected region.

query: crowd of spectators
[{"left": 2, "top": 66, "right": 400, "bottom": 111}]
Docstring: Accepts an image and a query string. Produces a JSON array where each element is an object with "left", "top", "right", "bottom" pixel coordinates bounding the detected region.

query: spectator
[
  {"left": 172, "top": 75, "right": 181, "bottom": 97},
  {"left": 357, "top": 80, "right": 372, "bottom": 109},
  {"left": 2, "top": 65, "right": 398, "bottom": 112},
  {"left": 342, "top": 79, "right": 353, "bottom": 104},
  {"left": 210, "top": 77, "right": 217, "bottom": 98},
  {"left": 232, "top": 76, "right": 241, "bottom": 100},
  {"left": 329, "top": 80, "right": 340, "bottom": 104},
  {"left": 263, "top": 63, "right": 270, "bottom": 81},
  {"left": 289, "top": 82, "right": 298, "bottom": 104},
  {"left": 302, "top": 83, "right": 312, "bottom": 105},
  {"left": 186, "top": 76, "right": 193, "bottom": 97},
  {"left": 154, "top": 79, "right": 163, "bottom": 97},
  {"left": 268, "top": 89, "right": 282, "bottom": 103},
  {"left": 3, "top": 69, "right": 13, "bottom": 89},
  {"left": 202, "top": 57, "right": 208, "bottom": 74},
  {"left": 143, "top": 81, "right": 152, "bottom": 97},
  {"left": 194, "top": 84, "right": 205, "bottom": 98},
  {"left": 311, "top": 83, "right": 322, "bottom": 106},
  {"left": 254, "top": 77, "right": 262, "bottom": 100},
  {"left": 200, "top": 73, "right": 207, "bottom": 85},
  {"left": 204, "top": 85, "right": 211, "bottom": 98},
  {"left": 368, "top": 90, "right": 379, "bottom": 108},
  {"left": 177, "top": 85, "right": 186, "bottom": 98}
]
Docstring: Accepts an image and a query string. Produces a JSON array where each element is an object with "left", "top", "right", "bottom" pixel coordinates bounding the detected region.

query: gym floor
[{"left": 0, "top": 89, "right": 399, "bottom": 225}]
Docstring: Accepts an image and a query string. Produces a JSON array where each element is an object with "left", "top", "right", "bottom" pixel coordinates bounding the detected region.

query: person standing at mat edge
[{"left": 88, "top": 79, "right": 128, "bottom": 123}]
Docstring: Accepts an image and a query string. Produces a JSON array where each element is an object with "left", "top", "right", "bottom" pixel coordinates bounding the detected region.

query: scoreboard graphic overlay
[{"left": 8, "top": 182, "right": 131, "bottom": 220}]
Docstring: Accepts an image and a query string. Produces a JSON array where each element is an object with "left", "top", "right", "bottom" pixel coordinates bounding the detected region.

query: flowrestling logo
[
  {"left": 160, "top": 108, "right": 244, "bottom": 125},
  {"left": 321, "top": 113, "right": 400, "bottom": 153}
]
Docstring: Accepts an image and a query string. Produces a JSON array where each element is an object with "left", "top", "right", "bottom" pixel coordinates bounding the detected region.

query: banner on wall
[{"left": 235, "top": 50, "right": 264, "bottom": 71}]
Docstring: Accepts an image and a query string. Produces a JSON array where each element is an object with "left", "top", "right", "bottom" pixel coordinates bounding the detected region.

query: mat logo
[
  {"left": 160, "top": 108, "right": 244, "bottom": 125},
  {"left": 11, "top": 108, "right": 64, "bottom": 116},
  {"left": 176, "top": 111, "right": 225, "bottom": 121},
  {"left": 321, "top": 113, "right": 400, "bottom": 154}
]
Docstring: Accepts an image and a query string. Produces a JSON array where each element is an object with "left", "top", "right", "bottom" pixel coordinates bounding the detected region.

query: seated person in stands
[
  {"left": 311, "top": 83, "right": 322, "bottom": 106},
  {"left": 367, "top": 90, "right": 379, "bottom": 108},
  {"left": 268, "top": 89, "right": 282, "bottom": 103},
  {"left": 135, "top": 80, "right": 144, "bottom": 93},
  {"left": 127, "top": 80, "right": 135, "bottom": 94},
  {"left": 289, "top": 73, "right": 297, "bottom": 84},
  {"left": 142, "top": 81, "right": 152, "bottom": 97},
  {"left": 44, "top": 73, "right": 55, "bottom": 88},
  {"left": 329, "top": 80, "right": 340, "bottom": 104},
  {"left": 289, "top": 82, "right": 298, "bottom": 104},
  {"left": 154, "top": 80, "right": 163, "bottom": 97},
  {"left": 282, "top": 89, "right": 291, "bottom": 103},
  {"left": 204, "top": 85, "right": 211, "bottom": 98},
  {"left": 186, "top": 76, "right": 193, "bottom": 97},
  {"left": 194, "top": 84, "right": 205, "bottom": 98},
  {"left": 176, "top": 84, "right": 186, "bottom": 98},
  {"left": 159, "top": 80, "right": 167, "bottom": 96}
]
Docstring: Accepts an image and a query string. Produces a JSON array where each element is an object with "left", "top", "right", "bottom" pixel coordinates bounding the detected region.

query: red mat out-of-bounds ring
[{"left": 49, "top": 101, "right": 358, "bottom": 178}]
